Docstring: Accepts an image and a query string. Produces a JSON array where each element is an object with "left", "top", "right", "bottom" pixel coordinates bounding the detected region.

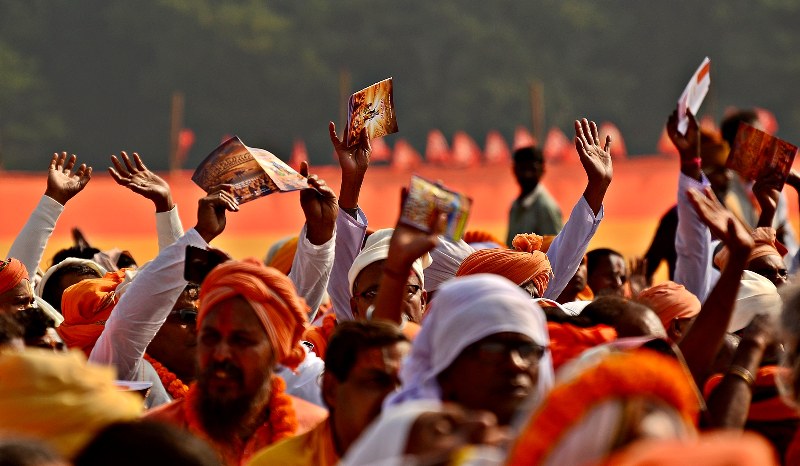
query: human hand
[
  {"left": 44, "top": 152, "right": 92, "bottom": 205},
  {"left": 740, "top": 314, "right": 776, "bottom": 351},
  {"left": 786, "top": 169, "right": 800, "bottom": 191},
  {"left": 330, "top": 121, "right": 370, "bottom": 210},
  {"left": 109, "top": 151, "right": 174, "bottom": 212},
  {"left": 628, "top": 256, "right": 650, "bottom": 296},
  {"left": 687, "top": 187, "right": 754, "bottom": 256},
  {"left": 574, "top": 118, "right": 612, "bottom": 187},
  {"left": 194, "top": 185, "right": 239, "bottom": 243},
  {"left": 383, "top": 188, "right": 446, "bottom": 275},
  {"left": 299, "top": 161, "right": 338, "bottom": 245},
  {"left": 666, "top": 109, "right": 701, "bottom": 159},
  {"left": 753, "top": 173, "right": 782, "bottom": 228}
]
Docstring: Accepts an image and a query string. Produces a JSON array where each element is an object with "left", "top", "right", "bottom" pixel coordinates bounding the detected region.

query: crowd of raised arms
[{"left": 1, "top": 106, "right": 800, "bottom": 466}]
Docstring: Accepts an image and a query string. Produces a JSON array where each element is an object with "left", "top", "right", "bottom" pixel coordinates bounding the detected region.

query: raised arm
[
  {"left": 109, "top": 152, "right": 183, "bottom": 249},
  {"left": 678, "top": 187, "right": 754, "bottom": 389},
  {"left": 542, "top": 119, "right": 610, "bottom": 299},
  {"left": 327, "top": 123, "right": 372, "bottom": 321},
  {"left": 89, "top": 187, "right": 238, "bottom": 380},
  {"left": 288, "top": 161, "right": 338, "bottom": 318},
  {"left": 8, "top": 153, "right": 92, "bottom": 277}
]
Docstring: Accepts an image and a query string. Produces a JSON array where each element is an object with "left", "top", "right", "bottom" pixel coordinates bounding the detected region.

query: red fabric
[
  {"left": 451, "top": 131, "right": 482, "bottom": 168},
  {"left": 484, "top": 130, "right": 511, "bottom": 165},
  {"left": 547, "top": 322, "right": 617, "bottom": 370},
  {"left": 390, "top": 139, "right": 423, "bottom": 172},
  {"left": 425, "top": 129, "right": 451, "bottom": 165}
]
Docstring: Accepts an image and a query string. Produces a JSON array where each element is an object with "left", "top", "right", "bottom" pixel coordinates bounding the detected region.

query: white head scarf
[
  {"left": 35, "top": 258, "right": 107, "bottom": 301},
  {"left": 386, "top": 274, "right": 553, "bottom": 408},
  {"left": 347, "top": 228, "right": 432, "bottom": 296},
  {"left": 426, "top": 237, "right": 475, "bottom": 292},
  {"left": 340, "top": 400, "right": 442, "bottom": 466},
  {"left": 729, "top": 270, "right": 782, "bottom": 332}
]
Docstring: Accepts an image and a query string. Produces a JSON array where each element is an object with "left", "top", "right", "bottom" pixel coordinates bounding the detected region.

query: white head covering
[
  {"left": 728, "top": 270, "right": 782, "bottom": 332},
  {"left": 386, "top": 274, "right": 553, "bottom": 408},
  {"left": 347, "top": 228, "right": 432, "bottom": 295},
  {"left": 35, "top": 258, "right": 107, "bottom": 301},
  {"left": 426, "top": 237, "right": 475, "bottom": 292},
  {"left": 561, "top": 300, "right": 592, "bottom": 316},
  {"left": 340, "top": 400, "right": 442, "bottom": 466}
]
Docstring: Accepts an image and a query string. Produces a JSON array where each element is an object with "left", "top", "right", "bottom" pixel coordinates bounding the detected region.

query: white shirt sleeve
[
  {"left": 542, "top": 197, "right": 603, "bottom": 300},
  {"left": 7, "top": 195, "right": 64, "bottom": 277},
  {"left": 156, "top": 205, "right": 185, "bottom": 251},
  {"left": 674, "top": 173, "right": 718, "bottom": 303},
  {"left": 288, "top": 223, "right": 336, "bottom": 320},
  {"left": 327, "top": 209, "right": 368, "bottom": 322},
  {"left": 89, "top": 229, "right": 208, "bottom": 380}
]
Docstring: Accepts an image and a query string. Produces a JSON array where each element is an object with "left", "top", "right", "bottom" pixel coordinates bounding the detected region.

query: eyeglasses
[
  {"left": 469, "top": 340, "right": 547, "bottom": 367},
  {"left": 355, "top": 285, "right": 421, "bottom": 301},
  {"left": 169, "top": 308, "right": 198, "bottom": 326}
]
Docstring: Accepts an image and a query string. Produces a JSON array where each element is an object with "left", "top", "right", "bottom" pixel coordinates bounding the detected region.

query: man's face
[
  {"left": 566, "top": 258, "right": 588, "bottom": 296},
  {"left": 0, "top": 280, "right": 34, "bottom": 315},
  {"left": 748, "top": 254, "right": 789, "bottom": 288},
  {"left": 437, "top": 332, "right": 544, "bottom": 426},
  {"left": 325, "top": 341, "right": 410, "bottom": 454},
  {"left": 149, "top": 285, "right": 200, "bottom": 381},
  {"left": 703, "top": 166, "right": 733, "bottom": 202},
  {"left": 197, "top": 296, "right": 274, "bottom": 427},
  {"left": 513, "top": 156, "right": 544, "bottom": 193},
  {"left": 350, "top": 260, "right": 426, "bottom": 323},
  {"left": 588, "top": 254, "right": 627, "bottom": 297}
]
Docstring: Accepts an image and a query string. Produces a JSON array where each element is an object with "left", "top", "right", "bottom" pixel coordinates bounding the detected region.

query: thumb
[{"left": 299, "top": 160, "right": 309, "bottom": 178}]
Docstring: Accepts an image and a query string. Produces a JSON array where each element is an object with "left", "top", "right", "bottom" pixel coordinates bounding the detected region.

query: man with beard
[{"left": 145, "top": 259, "right": 326, "bottom": 465}]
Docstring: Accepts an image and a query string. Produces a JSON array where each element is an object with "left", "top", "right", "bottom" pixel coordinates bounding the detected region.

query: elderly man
[
  {"left": 0, "top": 258, "right": 34, "bottom": 314},
  {"left": 145, "top": 259, "right": 327, "bottom": 465},
  {"left": 248, "top": 320, "right": 409, "bottom": 465}
]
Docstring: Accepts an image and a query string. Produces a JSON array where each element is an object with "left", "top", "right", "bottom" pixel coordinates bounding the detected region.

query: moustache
[{"left": 203, "top": 360, "right": 244, "bottom": 382}]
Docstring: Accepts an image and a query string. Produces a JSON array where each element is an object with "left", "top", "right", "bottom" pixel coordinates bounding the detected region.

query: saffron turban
[
  {"left": 56, "top": 269, "right": 127, "bottom": 356},
  {"left": 456, "top": 233, "right": 552, "bottom": 297},
  {"left": 714, "top": 227, "right": 788, "bottom": 271},
  {"left": 425, "top": 237, "right": 475, "bottom": 292},
  {"left": 265, "top": 236, "right": 299, "bottom": 276},
  {"left": 0, "top": 258, "right": 29, "bottom": 295},
  {"left": 462, "top": 230, "right": 506, "bottom": 249},
  {"left": 0, "top": 349, "right": 142, "bottom": 458},
  {"left": 547, "top": 322, "right": 617, "bottom": 370},
  {"left": 199, "top": 259, "right": 308, "bottom": 370},
  {"left": 637, "top": 281, "right": 701, "bottom": 329}
]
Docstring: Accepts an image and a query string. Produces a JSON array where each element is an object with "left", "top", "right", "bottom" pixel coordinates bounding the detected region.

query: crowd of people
[{"left": 0, "top": 107, "right": 798, "bottom": 466}]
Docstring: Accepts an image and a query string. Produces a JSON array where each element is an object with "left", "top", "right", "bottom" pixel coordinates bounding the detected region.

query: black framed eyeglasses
[{"left": 169, "top": 308, "right": 198, "bottom": 326}]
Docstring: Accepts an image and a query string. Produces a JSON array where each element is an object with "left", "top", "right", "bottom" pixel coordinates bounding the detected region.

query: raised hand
[
  {"left": 299, "top": 161, "right": 338, "bottom": 245},
  {"left": 44, "top": 152, "right": 92, "bottom": 205},
  {"left": 383, "top": 188, "right": 446, "bottom": 275},
  {"left": 753, "top": 173, "right": 782, "bottom": 228},
  {"left": 667, "top": 109, "right": 702, "bottom": 180},
  {"left": 330, "top": 121, "right": 370, "bottom": 210},
  {"left": 574, "top": 118, "right": 612, "bottom": 215},
  {"left": 194, "top": 185, "right": 239, "bottom": 243},
  {"left": 687, "top": 187, "right": 754, "bottom": 256},
  {"left": 628, "top": 256, "right": 650, "bottom": 296},
  {"left": 109, "top": 152, "right": 174, "bottom": 212}
]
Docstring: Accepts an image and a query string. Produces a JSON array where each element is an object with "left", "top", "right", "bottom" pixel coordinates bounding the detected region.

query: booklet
[
  {"left": 192, "top": 136, "right": 308, "bottom": 204},
  {"left": 400, "top": 175, "right": 472, "bottom": 242},
  {"left": 677, "top": 57, "right": 711, "bottom": 135},
  {"left": 344, "top": 77, "right": 399, "bottom": 147},
  {"left": 727, "top": 122, "right": 798, "bottom": 187}
]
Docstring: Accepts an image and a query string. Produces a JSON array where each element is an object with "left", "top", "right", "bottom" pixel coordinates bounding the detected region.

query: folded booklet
[
  {"left": 400, "top": 176, "right": 472, "bottom": 242},
  {"left": 192, "top": 136, "right": 308, "bottom": 204},
  {"left": 727, "top": 122, "right": 798, "bottom": 188},
  {"left": 344, "top": 77, "right": 399, "bottom": 147}
]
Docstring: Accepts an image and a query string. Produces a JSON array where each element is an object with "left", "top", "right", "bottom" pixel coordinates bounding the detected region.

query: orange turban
[
  {"left": 456, "top": 233, "right": 552, "bottom": 296},
  {"left": 266, "top": 237, "right": 299, "bottom": 276},
  {"left": 547, "top": 322, "right": 617, "bottom": 370},
  {"left": 199, "top": 259, "right": 308, "bottom": 370},
  {"left": 0, "top": 258, "right": 29, "bottom": 295},
  {"left": 57, "top": 269, "right": 127, "bottom": 356},
  {"left": 714, "top": 227, "right": 788, "bottom": 270},
  {"left": 462, "top": 230, "right": 507, "bottom": 248},
  {"left": 637, "top": 281, "right": 701, "bottom": 329}
]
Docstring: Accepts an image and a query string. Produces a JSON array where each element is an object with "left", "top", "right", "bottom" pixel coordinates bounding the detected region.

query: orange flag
[
  {"left": 451, "top": 131, "right": 482, "bottom": 167},
  {"left": 391, "top": 139, "right": 423, "bottom": 171},
  {"left": 370, "top": 137, "right": 392, "bottom": 162},
  {"left": 289, "top": 140, "right": 307, "bottom": 170},
  {"left": 543, "top": 127, "right": 571, "bottom": 163},
  {"left": 484, "top": 130, "right": 511, "bottom": 165},
  {"left": 599, "top": 122, "right": 627, "bottom": 160},
  {"left": 425, "top": 129, "right": 451, "bottom": 165},
  {"left": 513, "top": 126, "right": 537, "bottom": 151}
]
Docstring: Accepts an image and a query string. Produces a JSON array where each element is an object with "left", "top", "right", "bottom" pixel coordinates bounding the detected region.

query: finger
[
  {"left": 328, "top": 121, "right": 343, "bottom": 148},
  {"left": 581, "top": 119, "right": 593, "bottom": 145},
  {"left": 121, "top": 151, "right": 136, "bottom": 173},
  {"left": 590, "top": 121, "right": 600, "bottom": 143},
  {"left": 207, "top": 184, "right": 235, "bottom": 194},
  {"left": 399, "top": 187, "right": 409, "bottom": 212},
  {"left": 108, "top": 167, "right": 126, "bottom": 184},
  {"left": 299, "top": 160, "right": 309, "bottom": 178},
  {"left": 603, "top": 135, "right": 612, "bottom": 153},
  {"left": 110, "top": 155, "right": 129, "bottom": 176},
  {"left": 56, "top": 152, "right": 67, "bottom": 171},
  {"left": 574, "top": 136, "right": 586, "bottom": 156},
  {"left": 63, "top": 154, "right": 77, "bottom": 174},
  {"left": 574, "top": 120, "right": 589, "bottom": 148},
  {"left": 49, "top": 153, "right": 58, "bottom": 170},
  {"left": 74, "top": 163, "right": 86, "bottom": 178},
  {"left": 133, "top": 153, "right": 147, "bottom": 171},
  {"left": 430, "top": 211, "right": 448, "bottom": 237},
  {"left": 359, "top": 127, "right": 372, "bottom": 153},
  {"left": 84, "top": 166, "right": 93, "bottom": 179}
]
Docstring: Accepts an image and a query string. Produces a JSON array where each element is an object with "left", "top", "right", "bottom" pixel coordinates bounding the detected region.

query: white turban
[
  {"left": 35, "top": 258, "right": 107, "bottom": 300},
  {"left": 340, "top": 400, "right": 442, "bottom": 466},
  {"left": 728, "top": 270, "right": 782, "bottom": 333},
  {"left": 347, "top": 228, "right": 432, "bottom": 295},
  {"left": 386, "top": 274, "right": 553, "bottom": 407},
  {"left": 425, "top": 237, "right": 475, "bottom": 292}
]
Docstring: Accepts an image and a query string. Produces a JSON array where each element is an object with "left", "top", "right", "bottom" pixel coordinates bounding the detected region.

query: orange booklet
[
  {"left": 727, "top": 123, "right": 797, "bottom": 187},
  {"left": 344, "top": 77, "right": 398, "bottom": 147}
]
